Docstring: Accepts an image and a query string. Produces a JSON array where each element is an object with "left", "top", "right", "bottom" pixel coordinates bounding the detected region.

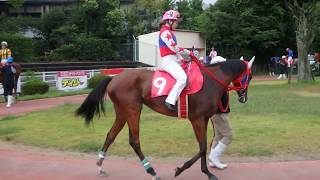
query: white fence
[
  {"left": 0, "top": 69, "right": 101, "bottom": 95},
  {"left": 19, "top": 69, "right": 101, "bottom": 87}
]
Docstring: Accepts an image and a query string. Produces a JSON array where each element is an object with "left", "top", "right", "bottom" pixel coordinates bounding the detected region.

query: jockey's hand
[
  {"left": 189, "top": 51, "right": 195, "bottom": 58},
  {"left": 181, "top": 48, "right": 190, "bottom": 55}
]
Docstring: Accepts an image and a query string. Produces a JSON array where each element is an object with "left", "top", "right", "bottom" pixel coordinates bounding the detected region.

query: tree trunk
[{"left": 296, "top": 10, "right": 312, "bottom": 82}]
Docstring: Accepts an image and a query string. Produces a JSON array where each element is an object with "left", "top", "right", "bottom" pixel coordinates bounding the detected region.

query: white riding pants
[
  {"left": 1, "top": 59, "right": 7, "bottom": 65},
  {"left": 287, "top": 56, "right": 293, "bottom": 67},
  {"left": 161, "top": 55, "right": 187, "bottom": 105}
]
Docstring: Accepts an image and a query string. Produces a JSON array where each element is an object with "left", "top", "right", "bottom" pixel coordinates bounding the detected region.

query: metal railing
[
  {"left": 19, "top": 69, "right": 101, "bottom": 87},
  {"left": 0, "top": 69, "right": 101, "bottom": 95}
]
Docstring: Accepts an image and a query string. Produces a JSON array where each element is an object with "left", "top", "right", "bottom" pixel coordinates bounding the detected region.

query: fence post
[
  {"left": 42, "top": 72, "right": 46, "bottom": 82},
  {"left": 132, "top": 35, "right": 137, "bottom": 62}
]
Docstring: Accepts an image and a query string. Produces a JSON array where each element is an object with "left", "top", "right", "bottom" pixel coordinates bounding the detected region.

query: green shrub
[
  {"left": 88, "top": 74, "right": 106, "bottom": 89},
  {"left": 0, "top": 16, "right": 40, "bottom": 33},
  {"left": 22, "top": 79, "right": 49, "bottom": 95}
]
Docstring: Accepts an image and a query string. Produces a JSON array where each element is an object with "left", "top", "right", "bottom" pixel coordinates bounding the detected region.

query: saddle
[{"left": 151, "top": 60, "right": 203, "bottom": 98}]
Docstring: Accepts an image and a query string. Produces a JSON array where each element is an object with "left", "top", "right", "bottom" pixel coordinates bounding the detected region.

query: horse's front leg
[{"left": 175, "top": 118, "right": 218, "bottom": 180}]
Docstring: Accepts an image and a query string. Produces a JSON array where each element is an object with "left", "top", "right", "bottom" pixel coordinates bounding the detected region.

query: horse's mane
[{"left": 206, "top": 59, "right": 246, "bottom": 75}]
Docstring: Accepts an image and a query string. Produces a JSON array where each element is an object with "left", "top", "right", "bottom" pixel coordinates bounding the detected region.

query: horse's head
[{"left": 232, "top": 56, "right": 255, "bottom": 103}]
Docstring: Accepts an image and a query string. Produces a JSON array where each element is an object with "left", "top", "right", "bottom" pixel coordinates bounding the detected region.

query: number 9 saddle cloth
[{"left": 151, "top": 61, "right": 204, "bottom": 98}]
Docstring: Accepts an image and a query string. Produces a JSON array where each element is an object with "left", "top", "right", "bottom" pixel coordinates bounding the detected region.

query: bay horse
[
  {"left": 0, "top": 62, "right": 22, "bottom": 101},
  {"left": 76, "top": 57, "right": 255, "bottom": 180}
]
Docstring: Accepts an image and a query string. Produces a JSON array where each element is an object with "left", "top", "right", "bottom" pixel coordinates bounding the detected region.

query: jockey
[
  {"left": 158, "top": 10, "right": 192, "bottom": 110},
  {"left": 1, "top": 41, "right": 12, "bottom": 65},
  {"left": 1, "top": 56, "right": 15, "bottom": 107}
]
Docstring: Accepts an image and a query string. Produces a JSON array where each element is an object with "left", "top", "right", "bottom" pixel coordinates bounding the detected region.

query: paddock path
[
  {"left": 1, "top": 75, "right": 319, "bottom": 179},
  {"left": 0, "top": 143, "right": 319, "bottom": 180}
]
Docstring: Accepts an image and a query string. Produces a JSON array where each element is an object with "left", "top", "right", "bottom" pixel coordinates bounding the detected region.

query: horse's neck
[
  {"left": 208, "top": 61, "right": 246, "bottom": 85},
  {"left": 207, "top": 66, "right": 234, "bottom": 86}
]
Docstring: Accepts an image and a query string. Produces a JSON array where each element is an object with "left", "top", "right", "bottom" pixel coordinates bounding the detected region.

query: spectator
[
  {"left": 1, "top": 57, "right": 16, "bottom": 107},
  {"left": 209, "top": 47, "right": 217, "bottom": 61}
]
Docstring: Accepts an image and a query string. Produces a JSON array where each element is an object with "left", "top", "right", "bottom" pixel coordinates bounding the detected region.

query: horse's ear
[
  {"left": 248, "top": 56, "right": 255, "bottom": 69},
  {"left": 240, "top": 56, "right": 244, "bottom": 61}
]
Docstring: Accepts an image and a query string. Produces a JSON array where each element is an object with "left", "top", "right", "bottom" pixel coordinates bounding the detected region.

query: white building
[{"left": 137, "top": 30, "right": 206, "bottom": 66}]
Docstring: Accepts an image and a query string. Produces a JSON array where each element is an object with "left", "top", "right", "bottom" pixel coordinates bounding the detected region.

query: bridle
[
  {"left": 191, "top": 56, "right": 251, "bottom": 92},
  {"left": 230, "top": 61, "right": 251, "bottom": 91}
]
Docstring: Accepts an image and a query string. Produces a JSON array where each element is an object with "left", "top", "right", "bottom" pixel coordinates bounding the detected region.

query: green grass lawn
[{"left": 0, "top": 79, "right": 320, "bottom": 158}]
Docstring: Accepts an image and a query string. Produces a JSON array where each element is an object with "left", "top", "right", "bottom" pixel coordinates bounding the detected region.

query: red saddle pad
[{"left": 151, "top": 61, "right": 203, "bottom": 98}]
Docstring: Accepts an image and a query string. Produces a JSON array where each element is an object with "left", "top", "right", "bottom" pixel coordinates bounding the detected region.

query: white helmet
[{"left": 1, "top": 41, "right": 8, "bottom": 46}]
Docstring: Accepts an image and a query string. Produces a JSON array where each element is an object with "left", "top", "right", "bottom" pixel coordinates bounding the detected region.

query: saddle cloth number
[{"left": 153, "top": 77, "right": 167, "bottom": 96}]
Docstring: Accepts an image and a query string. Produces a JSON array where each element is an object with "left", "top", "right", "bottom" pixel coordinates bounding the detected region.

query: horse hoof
[
  {"left": 99, "top": 170, "right": 108, "bottom": 177},
  {"left": 174, "top": 167, "right": 182, "bottom": 177},
  {"left": 208, "top": 175, "right": 218, "bottom": 180},
  {"left": 152, "top": 175, "right": 160, "bottom": 180}
]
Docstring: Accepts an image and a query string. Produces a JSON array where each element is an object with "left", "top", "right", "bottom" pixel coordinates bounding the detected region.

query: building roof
[
  {"left": 175, "top": 29, "right": 202, "bottom": 33},
  {"left": 0, "top": 0, "right": 77, "bottom": 4}
]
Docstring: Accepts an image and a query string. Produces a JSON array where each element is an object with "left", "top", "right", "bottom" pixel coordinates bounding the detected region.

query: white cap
[
  {"left": 1, "top": 41, "right": 8, "bottom": 46},
  {"left": 210, "top": 56, "right": 226, "bottom": 64}
]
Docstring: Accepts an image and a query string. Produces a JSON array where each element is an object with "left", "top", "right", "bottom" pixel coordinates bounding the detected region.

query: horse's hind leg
[
  {"left": 125, "top": 105, "right": 160, "bottom": 180},
  {"left": 96, "top": 105, "right": 126, "bottom": 176}
]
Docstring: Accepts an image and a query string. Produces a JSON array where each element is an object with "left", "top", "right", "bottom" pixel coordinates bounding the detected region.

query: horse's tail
[{"left": 75, "top": 76, "right": 113, "bottom": 124}]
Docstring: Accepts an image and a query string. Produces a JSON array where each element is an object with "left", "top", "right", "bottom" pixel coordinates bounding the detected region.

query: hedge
[
  {"left": 88, "top": 74, "right": 106, "bottom": 89},
  {"left": 22, "top": 79, "right": 49, "bottom": 95}
]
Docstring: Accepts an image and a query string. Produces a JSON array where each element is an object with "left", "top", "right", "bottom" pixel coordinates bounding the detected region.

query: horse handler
[
  {"left": 1, "top": 57, "right": 16, "bottom": 107},
  {"left": 208, "top": 91, "right": 233, "bottom": 169}
]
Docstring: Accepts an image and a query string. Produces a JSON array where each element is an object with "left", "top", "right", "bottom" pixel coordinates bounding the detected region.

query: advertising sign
[{"left": 57, "top": 71, "right": 87, "bottom": 91}]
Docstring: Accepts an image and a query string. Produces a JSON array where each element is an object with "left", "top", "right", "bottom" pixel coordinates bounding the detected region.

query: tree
[
  {"left": 103, "top": 9, "right": 126, "bottom": 40},
  {"left": 310, "top": 2, "right": 320, "bottom": 53},
  {"left": 81, "top": 0, "right": 99, "bottom": 35},
  {"left": 176, "top": 0, "right": 203, "bottom": 30},
  {"left": 132, "top": 0, "right": 171, "bottom": 32},
  {"left": 7, "top": 0, "right": 23, "bottom": 11},
  {"left": 284, "top": 0, "right": 318, "bottom": 82},
  {"left": 198, "top": 0, "right": 286, "bottom": 60}
]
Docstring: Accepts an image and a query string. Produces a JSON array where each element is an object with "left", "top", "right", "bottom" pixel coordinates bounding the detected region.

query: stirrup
[{"left": 165, "top": 102, "right": 175, "bottom": 111}]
